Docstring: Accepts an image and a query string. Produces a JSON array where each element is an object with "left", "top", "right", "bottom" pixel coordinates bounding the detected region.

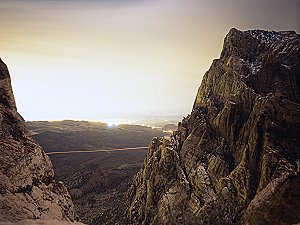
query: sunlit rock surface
[
  {"left": 0, "top": 59, "right": 78, "bottom": 223},
  {"left": 127, "top": 29, "right": 300, "bottom": 225}
]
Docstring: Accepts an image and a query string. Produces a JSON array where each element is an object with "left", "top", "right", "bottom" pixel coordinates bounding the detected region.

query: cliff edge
[
  {"left": 127, "top": 29, "right": 300, "bottom": 224},
  {"left": 0, "top": 59, "right": 78, "bottom": 223}
]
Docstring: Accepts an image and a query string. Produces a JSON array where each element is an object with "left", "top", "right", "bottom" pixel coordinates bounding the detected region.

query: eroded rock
[
  {"left": 127, "top": 29, "right": 300, "bottom": 224},
  {"left": 0, "top": 59, "right": 78, "bottom": 223}
]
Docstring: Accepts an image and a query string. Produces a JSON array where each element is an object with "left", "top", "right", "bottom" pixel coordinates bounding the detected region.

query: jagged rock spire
[{"left": 127, "top": 29, "right": 300, "bottom": 225}]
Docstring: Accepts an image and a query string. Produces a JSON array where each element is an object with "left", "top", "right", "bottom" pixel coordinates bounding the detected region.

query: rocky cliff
[
  {"left": 0, "top": 59, "right": 78, "bottom": 223},
  {"left": 127, "top": 29, "right": 300, "bottom": 225}
]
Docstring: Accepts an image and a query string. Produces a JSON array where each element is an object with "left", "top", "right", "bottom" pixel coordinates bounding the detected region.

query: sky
[{"left": 0, "top": 0, "right": 299, "bottom": 122}]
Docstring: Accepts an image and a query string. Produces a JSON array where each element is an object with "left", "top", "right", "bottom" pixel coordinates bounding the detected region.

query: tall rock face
[
  {"left": 127, "top": 29, "right": 300, "bottom": 225},
  {"left": 0, "top": 59, "right": 77, "bottom": 223}
]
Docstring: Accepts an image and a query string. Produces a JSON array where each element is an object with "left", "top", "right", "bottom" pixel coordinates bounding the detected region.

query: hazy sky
[{"left": 0, "top": 0, "right": 299, "bottom": 122}]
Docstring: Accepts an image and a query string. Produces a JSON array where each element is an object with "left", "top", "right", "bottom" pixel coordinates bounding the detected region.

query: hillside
[{"left": 127, "top": 29, "right": 300, "bottom": 225}]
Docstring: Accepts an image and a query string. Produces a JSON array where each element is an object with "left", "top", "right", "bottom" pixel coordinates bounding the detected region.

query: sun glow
[{"left": 1, "top": 0, "right": 298, "bottom": 121}]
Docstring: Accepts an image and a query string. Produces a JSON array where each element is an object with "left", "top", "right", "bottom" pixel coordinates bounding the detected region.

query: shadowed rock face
[
  {"left": 0, "top": 59, "right": 77, "bottom": 223},
  {"left": 127, "top": 29, "right": 300, "bottom": 225}
]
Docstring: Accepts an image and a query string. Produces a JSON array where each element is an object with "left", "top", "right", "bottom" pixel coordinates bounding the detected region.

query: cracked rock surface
[
  {"left": 127, "top": 29, "right": 300, "bottom": 225},
  {"left": 0, "top": 58, "right": 78, "bottom": 223}
]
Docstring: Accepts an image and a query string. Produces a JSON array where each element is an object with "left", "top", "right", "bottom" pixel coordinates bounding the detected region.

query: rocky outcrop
[
  {"left": 0, "top": 59, "right": 78, "bottom": 223},
  {"left": 127, "top": 29, "right": 300, "bottom": 224}
]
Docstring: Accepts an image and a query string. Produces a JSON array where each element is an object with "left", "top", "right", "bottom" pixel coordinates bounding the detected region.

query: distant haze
[{"left": 0, "top": 0, "right": 299, "bottom": 121}]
